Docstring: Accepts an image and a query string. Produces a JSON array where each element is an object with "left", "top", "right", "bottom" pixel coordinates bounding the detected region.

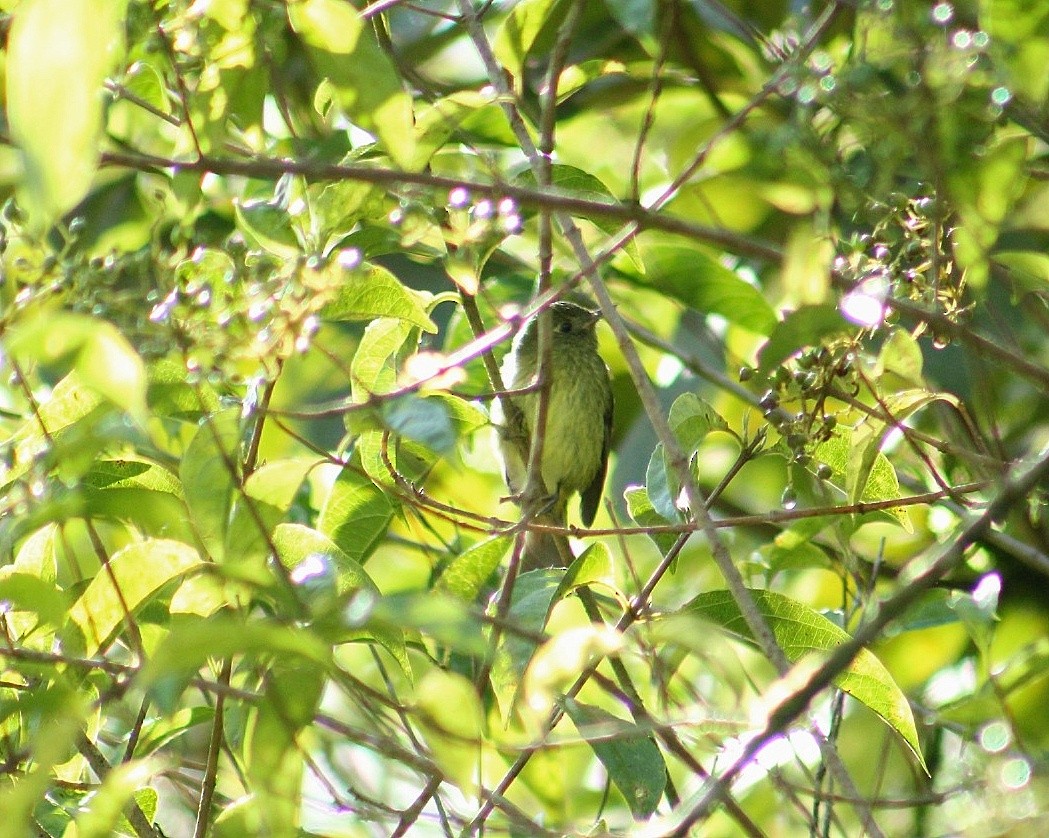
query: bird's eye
[{"left": 556, "top": 320, "right": 573, "bottom": 334}]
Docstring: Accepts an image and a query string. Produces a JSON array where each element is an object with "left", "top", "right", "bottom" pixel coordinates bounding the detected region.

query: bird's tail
[{"left": 521, "top": 512, "right": 574, "bottom": 571}]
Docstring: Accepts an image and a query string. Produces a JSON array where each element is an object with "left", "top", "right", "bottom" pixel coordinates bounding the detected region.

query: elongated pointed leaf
[
  {"left": 758, "top": 304, "right": 852, "bottom": 372},
  {"left": 684, "top": 588, "right": 926, "bottom": 770},
  {"left": 436, "top": 535, "right": 511, "bottom": 601},
  {"left": 5, "top": 312, "right": 147, "bottom": 423},
  {"left": 317, "top": 468, "right": 394, "bottom": 564},
  {"left": 7, "top": 0, "right": 127, "bottom": 227},
  {"left": 813, "top": 428, "right": 909, "bottom": 529},
  {"left": 323, "top": 262, "right": 437, "bottom": 332},
  {"left": 180, "top": 410, "right": 240, "bottom": 561},
  {"left": 288, "top": 0, "right": 415, "bottom": 168},
  {"left": 562, "top": 698, "right": 666, "bottom": 819},
  {"left": 624, "top": 486, "right": 680, "bottom": 554},
  {"left": 493, "top": 0, "right": 568, "bottom": 84},
  {"left": 669, "top": 392, "right": 727, "bottom": 453},
  {"left": 68, "top": 539, "right": 203, "bottom": 656},
  {"left": 273, "top": 523, "right": 410, "bottom": 679},
  {"left": 225, "top": 457, "right": 319, "bottom": 570},
  {"left": 639, "top": 244, "right": 777, "bottom": 334},
  {"left": 514, "top": 164, "right": 642, "bottom": 269},
  {"left": 491, "top": 568, "right": 563, "bottom": 721},
  {"left": 415, "top": 669, "right": 484, "bottom": 793}
]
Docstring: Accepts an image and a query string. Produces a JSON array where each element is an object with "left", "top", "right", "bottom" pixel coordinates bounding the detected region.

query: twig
[{"left": 676, "top": 447, "right": 1049, "bottom": 829}]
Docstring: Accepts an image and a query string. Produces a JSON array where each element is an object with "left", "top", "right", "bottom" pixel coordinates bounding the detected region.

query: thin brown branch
[
  {"left": 193, "top": 658, "right": 232, "bottom": 838},
  {"left": 677, "top": 448, "right": 1049, "bottom": 829},
  {"left": 94, "top": 147, "right": 784, "bottom": 262}
]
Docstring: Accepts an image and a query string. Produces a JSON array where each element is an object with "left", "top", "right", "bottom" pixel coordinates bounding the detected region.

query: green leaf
[
  {"left": 949, "top": 136, "right": 1028, "bottom": 287},
  {"left": 522, "top": 622, "right": 625, "bottom": 723},
  {"left": 210, "top": 798, "right": 268, "bottom": 838},
  {"left": 813, "top": 428, "right": 909, "bottom": 529},
  {"left": 5, "top": 312, "right": 148, "bottom": 422},
  {"left": 782, "top": 220, "right": 833, "bottom": 305},
  {"left": 246, "top": 659, "right": 322, "bottom": 833},
  {"left": 132, "top": 707, "right": 214, "bottom": 757},
  {"left": 0, "top": 570, "right": 68, "bottom": 628},
  {"left": 383, "top": 394, "right": 456, "bottom": 454},
  {"left": 493, "top": 0, "right": 569, "bottom": 84},
  {"left": 223, "top": 457, "right": 318, "bottom": 574},
  {"left": 689, "top": 0, "right": 763, "bottom": 44},
  {"left": 557, "top": 541, "right": 617, "bottom": 600},
  {"left": 81, "top": 457, "right": 186, "bottom": 533},
  {"left": 554, "top": 59, "right": 624, "bottom": 101},
  {"left": 370, "top": 591, "right": 488, "bottom": 656},
  {"left": 317, "top": 467, "right": 395, "bottom": 564},
  {"left": 605, "top": 0, "right": 656, "bottom": 37},
  {"left": 273, "top": 523, "right": 381, "bottom": 599},
  {"left": 312, "top": 180, "right": 380, "bottom": 248},
  {"left": 243, "top": 458, "right": 317, "bottom": 510},
  {"left": 491, "top": 568, "right": 563, "bottom": 721},
  {"left": 147, "top": 358, "right": 221, "bottom": 418},
  {"left": 354, "top": 426, "right": 434, "bottom": 489},
  {"left": 684, "top": 589, "right": 926, "bottom": 770},
  {"left": 13, "top": 523, "right": 59, "bottom": 581},
  {"left": 436, "top": 535, "right": 511, "bottom": 601},
  {"left": 115, "top": 788, "right": 158, "bottom": 838},
  {"left": 624, "top": 486, "right": 680, "bottom": 554},
  {"left": 855, "top": 453, "right": 906, "bottom": 518},
  {"left": 669, "top": 392, "right": 727, "bottom": 453},
  {"left": 323, "top": 262, "right": 437, "bottom": 332},
  {"left": 121, "top": 60, "right": 167, "bottom": 113},
  {"left": 431, "top": 392, "right": 489, "bottom": 435},
  {"left": 6, "top": 0, "right": 127, "bottom": 227},
  {"left": 413, "top": 91, "right": 512, "bottom": 166},
  {"left": 759, "top": 522, "right": 836, "bottom": 574},
  {"left": 74, "top": 759, "right": 157, "bottom": 838},
  {"left": 876, "top": 328, "right": 923, "bottom": 386},
  {"left": 514, "top": 164, "right": 642, "bottom": 270},
  {"left": 67, "top": 539, "right": 203, "bottom": 657},
  {"left": 994, "top": 250, "right": 1049, "bottom": 293},
  {"left": 645, "top": 443, "right": 682, "bottom": 523},
  {"left": 562, "top": 698, "right": 666, "bottom": 819},
  {"left": 637, "top": 244, "right": 777, "bottom": 334},
  {"left": 144, "top": 616, "right": 333, "bottom": 713},
  {"left": 180, "top": 410, "right": 240, "bottom": 561},
  {"left": 288, "top": 0, "right": 416, "bottom": 168},
  {"left": 1, "top": 373, "right": 105, "bottom": 492},
  {"left": 947, "top": 573, "right": 1000, "bottom": 655},
  {"left": 84, "top": 486, "right": 196, "bottom": 544},
  {"left": 0, "top": 694, "right": 85, "bottom": 838},
  {"left": 83, "top": 458, "right": 182, "bottom": 496},
  {"left": 415, "top": 669, "right": 485, "bottom": 792},
  {"left": 758, "top": 304, "right": 852, "bottom": 372},
  {"left": 350, "top": 317, "right": 415, "bottom": 400},
  {"left": 233, "top": 199, "right": 300, "bottom": 258}
]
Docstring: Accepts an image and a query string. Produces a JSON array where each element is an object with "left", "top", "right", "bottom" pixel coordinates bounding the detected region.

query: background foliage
[{"left": 1, "top": 0, "right": 1049, "bottom": 835}]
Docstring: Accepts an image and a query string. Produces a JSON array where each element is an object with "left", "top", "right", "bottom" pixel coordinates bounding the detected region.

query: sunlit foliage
[{"left": 1, "top": 0, "right": 1048, "bottom": 835}]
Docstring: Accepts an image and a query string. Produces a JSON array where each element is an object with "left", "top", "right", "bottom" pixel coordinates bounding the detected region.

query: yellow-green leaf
[
  {"left": 323, "top": 263, "right": 437, "bottom": 333},
  {"left": 288, "top": 0, "right": 415, "bottom": 169},
  {"left": 68, "top": 539, "right": 202, "bottom": 656},
  {"left": 7, "top": 0, "right": 127, "bottom": 228},
  {"left": 684, "top": 589, "right": 926, "bottom": 772},
  {"left": 5, "top": 312, "right": 147, "bottom": 422}
]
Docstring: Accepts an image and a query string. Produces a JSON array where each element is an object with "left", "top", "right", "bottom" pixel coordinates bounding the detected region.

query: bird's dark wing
[{"left": 579, "top": 388, "right": 613, "bottom": 527}]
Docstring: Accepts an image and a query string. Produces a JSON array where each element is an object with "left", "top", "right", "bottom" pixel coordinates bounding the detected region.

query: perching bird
[{"left": 493, "top": 300, "right": 613, "bottom": 570}]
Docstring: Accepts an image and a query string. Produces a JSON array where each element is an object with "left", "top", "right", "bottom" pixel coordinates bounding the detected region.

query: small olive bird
[{"left": 493, "top": 301, "right": 613, "bottom": 570}]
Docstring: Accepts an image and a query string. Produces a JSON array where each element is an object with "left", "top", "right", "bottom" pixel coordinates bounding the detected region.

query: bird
[{"left": 493, "top": 300, "right": 613, "bottom": 570}]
